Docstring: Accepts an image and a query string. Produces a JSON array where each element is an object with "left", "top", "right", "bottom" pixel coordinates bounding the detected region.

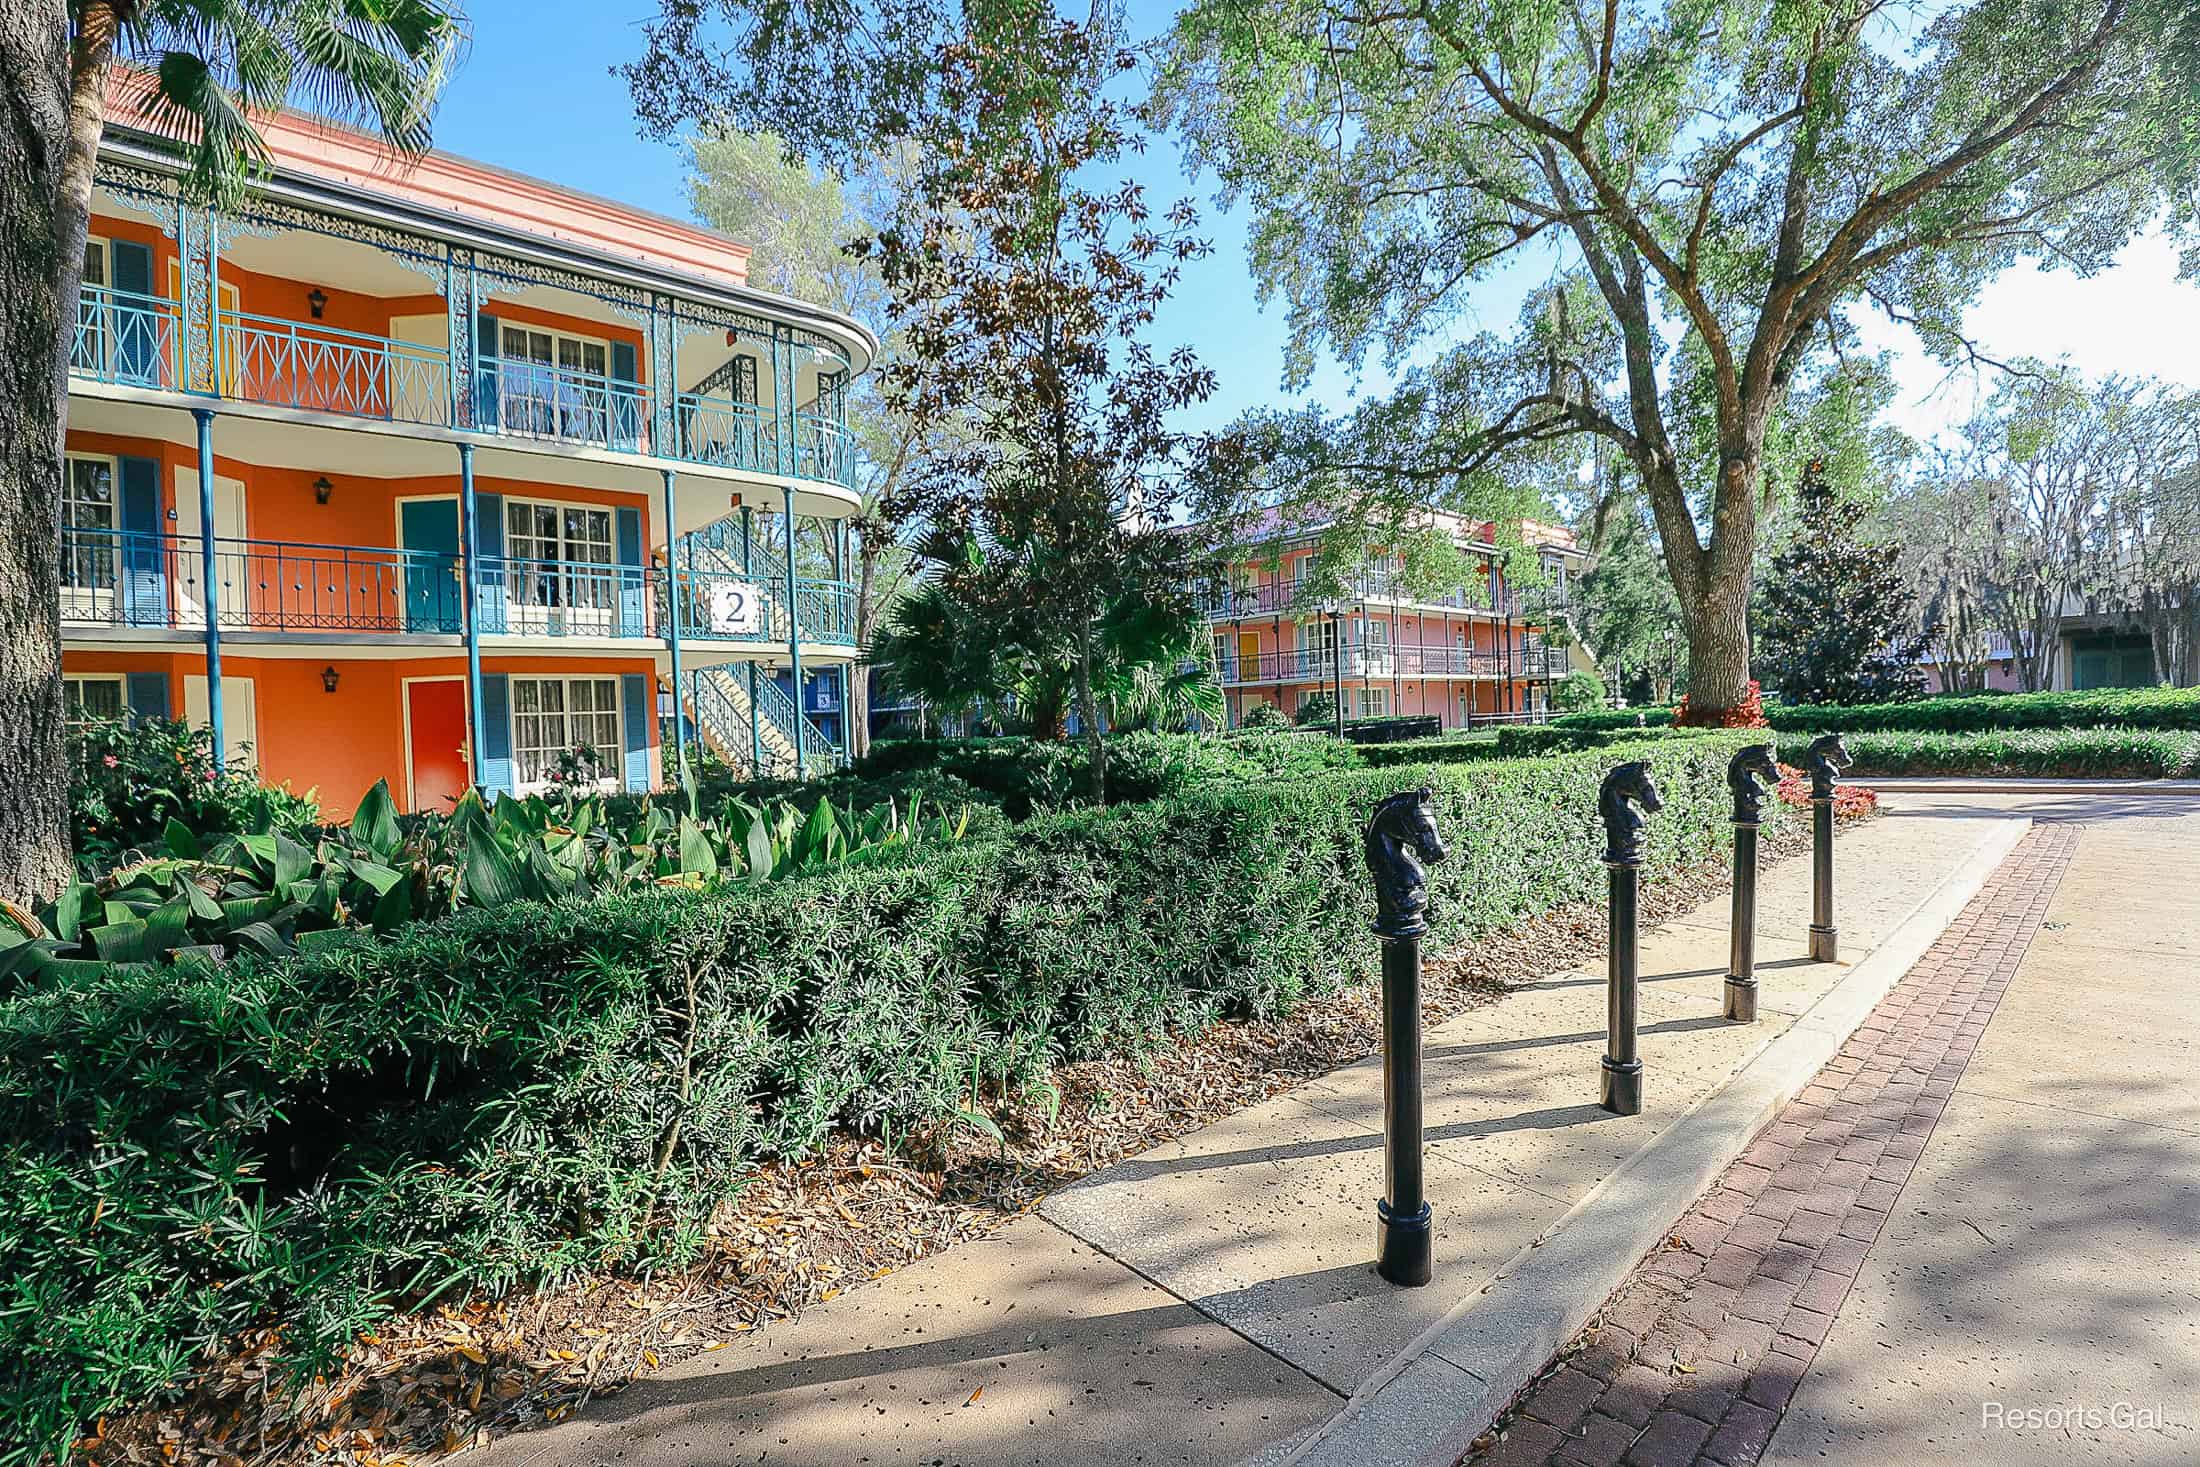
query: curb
[{"left": 1268, "top": 815, "right": 2035, "bottom": 1467}]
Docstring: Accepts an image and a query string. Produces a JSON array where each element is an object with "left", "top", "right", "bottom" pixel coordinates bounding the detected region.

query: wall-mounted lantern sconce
[
  {"left": 312, "top": 476, "right": 333, "bottom": 505},
  {"left": 321, "top": 665, "right": 341, "bottom": 694},
  {"left": 307, "top": 288, "right": 328, "bottom": 320}
]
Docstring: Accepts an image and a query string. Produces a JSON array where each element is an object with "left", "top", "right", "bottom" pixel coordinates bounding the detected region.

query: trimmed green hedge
[
  {"left": 1556, "top": 686, "right": 2200, "bottom": 736},
  {"left": 1494, "top": 724, "right": 1734, "bottom": 758},
  {"left": 0, "top": 734, "right": 1772, "bottom": 1455},
  {"left": 1763, "top": 685, "right": 2200, "bottom": 734},
  {"left": 1550, "top": 706, "right": 1679, "bottom": 732},
  {"left": 847, "top": 731, "right": 1363, "bottom": 814},
  {"left": 1787, "top": 727, "right": 2200, "bottom": 778}
]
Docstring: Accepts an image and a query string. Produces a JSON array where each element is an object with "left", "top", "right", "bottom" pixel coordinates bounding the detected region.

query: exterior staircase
[{"left": 676, "top": 514, "right": 844, "bottom": 777}]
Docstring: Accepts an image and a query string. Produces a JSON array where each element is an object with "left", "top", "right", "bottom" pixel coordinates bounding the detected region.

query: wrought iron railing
[
  {"left": 482, "top": 353, "right": 648, "bottom": 451},
  {"left": 1203, "top": 577, "right": 1568, "bottom": 618},
  {"left": 795, "top": 411, "right": 857, "bottom": 488},
  {"left": 1217, "top": 644, "right": 1564, "bottom": 685},
  {"left": 219, "top": 309, "right": 452, "bottom": 425},
  {"left": 59, "top": 527, "right": 459, "bottom": 632},
  {"left": 752, "top": 665, "right": 840, "bottom": 767},
  {"left": 71, "top": 287, "right": 179, "bottom": 390},
  {"left": 70, "top": 289, "right": 863, "bottom": 493},
  {"left": 673, "top": 391, "right": 773, "bottom": 473}
]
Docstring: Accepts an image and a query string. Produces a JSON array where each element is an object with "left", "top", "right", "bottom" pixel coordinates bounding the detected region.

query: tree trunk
[
  {"left": 1075, "top": 619, "right": 1106, "bottom": 803},
  {"left": 0, "top": 2, "right": 86, "bottom": 903},
  {"left": 1678, "top": 561, "right": 1752, "bottom": 717}
]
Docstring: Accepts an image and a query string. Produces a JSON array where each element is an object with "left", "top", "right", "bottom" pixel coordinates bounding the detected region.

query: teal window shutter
[
  {"left": 616, "top": 504, "right": 645, "bottom": 636},
  {"left": 610, "top": 340, "right": 640, "bottom": 449},
  {"left": 620, "top": 672, "right": 650, "bottom": 790},
  {"left": 479, "top": 673, "right": 512, "bottom": 796},
  {"left": 117, "top": 455, "right": 166, "bottom": 627},
  {"left": 109, "top": 241, "right": 158, "bottom": 384},
  {"left": 473, "top": 492, "right": 506, "bottom": 633},
  {"left": 126, "top": 671, "right": 169, "bottom": 722},
  {"left": 474, "top": 312, "right": 499, "bottom": 428}
]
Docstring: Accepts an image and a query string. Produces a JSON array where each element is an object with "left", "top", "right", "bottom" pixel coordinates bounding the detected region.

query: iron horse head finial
[
  {"left": 1726, "top": 743, "right": 1780, "bottom": 826},
  {"left": 1805, "top": 733, "right": 1852, "bottom": 801},
  {"left": 1366, "top": 787, "right": 1447, "bottom": 939},
  {"left": 1599, "top": 761, "right": 1665, "bottom": 867}
]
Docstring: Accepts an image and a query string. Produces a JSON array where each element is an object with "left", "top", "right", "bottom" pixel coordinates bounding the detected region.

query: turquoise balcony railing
[
  {"left": 480, "top": 354, "right": 648, "bottom": 451},
  {"left": 752, "top": 665, "right": 839, "bottom": 767},
  {"left": 72, "top": 287, "right": 858, "bottom": 492},
  {"left": 58, "top": 528, "right": 855, "bottom": 650},
  {"left": 663, "top": 564, "right": 857, "bottom": 647},
  {"left": 218, "top": 309, "right": 452, "bottom": 425},
  {"left": 673, "top": 391, "right": 772, "bottom": 472},
  {"left": 794, "top": 412, "right": 858, "bottom": 488},
  {"left": 72, "top": 287, "right": 179, "bottom": 390},
  {"left": 59, "top": 527, "right": 460, "bottom": 632}
]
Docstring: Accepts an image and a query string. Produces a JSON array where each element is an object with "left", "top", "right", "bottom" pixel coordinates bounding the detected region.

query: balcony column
[
  {"left": 662, "top": 468, "right": 688, "bottom": 779},
  {"left": 747, "top": 661, "right": 764, "bottom": 778},
  {"left": 458, "top": 443, "right": 488, "bottom": 794},
  {"left": 783, "top": 486, "right": 806, "bottom": 777},
  {"left": 192, "top": 409, "right": 225, "bottom": 773},
  {"left": 836, "top": 519, "right": 855, "bottom": 764}
]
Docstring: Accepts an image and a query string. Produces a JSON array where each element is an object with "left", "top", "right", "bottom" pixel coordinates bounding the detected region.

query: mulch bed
[{"left": 81, "top": 819, "right": 1835, "bottom": 1467}]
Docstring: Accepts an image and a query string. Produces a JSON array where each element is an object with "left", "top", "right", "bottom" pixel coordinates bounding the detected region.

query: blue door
[{"left": 400, "top": 499, "right": 460, "bottom": 632}]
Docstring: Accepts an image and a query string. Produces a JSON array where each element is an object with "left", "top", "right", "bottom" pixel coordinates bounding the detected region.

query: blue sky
[{"left": 430, "top": 0, "right": 2200, "bottom": 449}]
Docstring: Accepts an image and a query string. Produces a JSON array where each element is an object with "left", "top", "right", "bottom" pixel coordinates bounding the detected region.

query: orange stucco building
[
  {"left": 64, "top": 99, "right": 872, "bottom": 816},
  {"left": 1208, "top": 512, "right": 1587, "bottom": 728}
]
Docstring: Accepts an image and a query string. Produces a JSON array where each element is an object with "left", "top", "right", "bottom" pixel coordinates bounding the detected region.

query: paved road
[{"left": 1468, "top": 792, "right": 2200, "bottom": 1467}]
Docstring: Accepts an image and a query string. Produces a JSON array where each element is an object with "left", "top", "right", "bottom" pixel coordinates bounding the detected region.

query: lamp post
[
  {"left": 1806, "top": 734, "right": 1852, "bottom": 962},
  {"left": 1365, "top": 787, "right": 1446, "bottom": 1287},
  {"left": 1724, "top": 744, "right": 1779, "bottom": 1022},
  {"left": 1598, "top": 761, "right": 1663, "bottom": 1116}
]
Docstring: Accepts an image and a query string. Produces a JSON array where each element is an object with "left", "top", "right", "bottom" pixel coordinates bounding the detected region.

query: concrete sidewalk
[
  {"left": 1765, "top": 795, "right": 2200, "bottom": 1467},
  {"left": 466, "top": 805, "right": 2022, "bottom": 1467}
]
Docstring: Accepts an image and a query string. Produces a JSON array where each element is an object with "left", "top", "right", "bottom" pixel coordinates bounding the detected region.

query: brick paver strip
[{"left": 1462, "top": 825, "right": 2079, "bottom": 1467}]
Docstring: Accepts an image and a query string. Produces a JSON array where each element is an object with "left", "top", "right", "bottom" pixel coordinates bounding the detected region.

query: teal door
[{"left": 400, "top": 499, "right": 460, "bottom": 632}]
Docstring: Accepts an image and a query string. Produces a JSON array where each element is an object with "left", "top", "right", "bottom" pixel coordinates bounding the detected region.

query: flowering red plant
[
  {"left": 1672, "top": 679, "right": 1768, "bottom": 728},
  {"left": 1774, "top": 763, "right": 1879, "bottom": 820}
]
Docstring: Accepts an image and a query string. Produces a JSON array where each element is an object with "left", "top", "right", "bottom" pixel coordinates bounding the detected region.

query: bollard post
[
  {"left": 1598, "top": 762, "right": 1663, "bottom": 1116},
  {"left": 1364, "top": 787, "right": 1447, "bottom": 1287},
  {"left": 1724, "top": 744, "right": 1779, "bottom": 1022},
  {"left": 1805, "top": 734, "right": 1852, "bottom": 962}
]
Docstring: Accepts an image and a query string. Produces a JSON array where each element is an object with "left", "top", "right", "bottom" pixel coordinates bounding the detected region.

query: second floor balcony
[
  {"left": 57, "top": 527, "right": 856, "bottom": 649},
  {"left": 1203, "top": 574, "right": 1569, "bottom": 620},
  {"left": 74, "top": 147, "right": 872, "bottom": 499},
  {"left": 1217, "top": 643, "right": 1568, "bottom": 685}
]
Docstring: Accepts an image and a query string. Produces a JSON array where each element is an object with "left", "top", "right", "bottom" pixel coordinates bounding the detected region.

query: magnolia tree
[{"left": 1157, "top": 0, "right": 2200, "bottom": 720}]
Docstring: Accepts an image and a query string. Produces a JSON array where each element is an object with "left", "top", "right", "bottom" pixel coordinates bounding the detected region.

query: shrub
[
  {"left": 4, "top": 780, "right": 974, "bottom": 989},
  {"left": 1673, "top": 678, "right": 1769, "bottom": 728},
  {"left": 69, "top": 717, "right": 319, "bottom": 873},
  {"left": 0, "top": 734, "right": 1776, "bottom": 1453},
  {"left": 1761, "top": 684, "right": 2200, "bottom": 735},
  {"left": 1552, "top": 670, "right": 1607, "bottom": 713},
  {"left": 1240, "top": 701, "right": 1291, "bottom": 730},
  {"left": 1780, "top": 727, "right": 2200, "bottom": 778},
  {"left": 1358, "top": 733, "right": 1509, "bottom": 768},
  {"left": 1293, "top": 690, "right": 1339, "bottom": 727},
  {"left": 1493, "top": 725, "right": 1729, "bottom": 758},
  {"left": 1551, "top": 705, "right": 1679, "bottom": 732}
]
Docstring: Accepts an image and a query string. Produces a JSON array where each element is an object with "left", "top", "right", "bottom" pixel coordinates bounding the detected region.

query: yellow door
[{"left": 1238, "top": 632, "right": 1261, "bottom": 679}]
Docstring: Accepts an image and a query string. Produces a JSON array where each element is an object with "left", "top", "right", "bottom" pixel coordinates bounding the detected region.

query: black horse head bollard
[
  {"left": 1598, "top": 761, "right": 1664, "bottom": 1116},
  {"left": 1724, "top": 744, "right": 1780, "bottom": 1022},
  {"left": 1365, "top": 787, "right": 1447, "bottom": 1287},
  {"left": 1805, "top": 733, "right": 1852, "bottom": 962}
]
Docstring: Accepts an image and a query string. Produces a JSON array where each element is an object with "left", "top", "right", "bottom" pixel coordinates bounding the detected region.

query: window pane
[
  {"left": 583, "top": 343, "right": 606, "bottom": 376},
  {"left": 558, "top": 338, "right": 583, "bottom": 371},
  {"left": 82, "top": 242, "right": 105, "bottom": 287}
]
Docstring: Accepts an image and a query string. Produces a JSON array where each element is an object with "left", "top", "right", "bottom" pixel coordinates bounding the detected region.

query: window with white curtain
[{"left": 511, "top": 676, "right": 622, "bottom": 788}]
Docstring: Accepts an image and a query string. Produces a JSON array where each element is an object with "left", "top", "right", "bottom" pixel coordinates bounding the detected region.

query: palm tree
[
  {"left": 871, "top": 528, "right": 1223, "bottom": 746},
  {"left": 1, "top": 0, "right": 465, "bottom": 901}
]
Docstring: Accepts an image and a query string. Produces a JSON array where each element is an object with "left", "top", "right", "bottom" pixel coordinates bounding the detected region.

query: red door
[{"left": 406, "top": 680, "right": 470, "bottom": 813}]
